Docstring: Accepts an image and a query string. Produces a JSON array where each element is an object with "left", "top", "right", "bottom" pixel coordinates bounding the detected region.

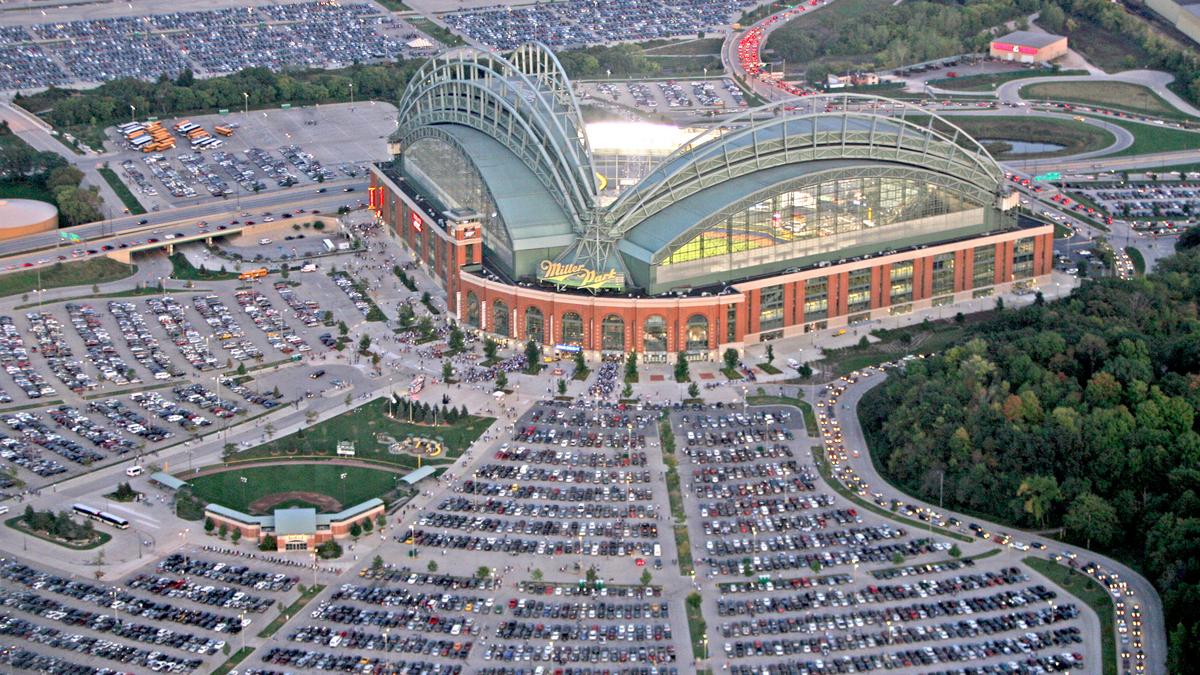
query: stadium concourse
[{"left": 369, "top": 43, "right": 1053, "bottom": 361}]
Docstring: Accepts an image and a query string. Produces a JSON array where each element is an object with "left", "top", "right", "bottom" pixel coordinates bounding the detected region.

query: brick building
[{"left": 205, "top": 498, "right": 385, "bottom": 552}]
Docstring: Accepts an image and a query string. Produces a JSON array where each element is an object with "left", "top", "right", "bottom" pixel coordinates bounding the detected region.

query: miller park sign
[{"left": 538, "top": 260, "right": 624, "bottom": 291}]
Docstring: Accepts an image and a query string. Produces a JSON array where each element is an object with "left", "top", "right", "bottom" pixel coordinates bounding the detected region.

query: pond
[{"left": 979, "top": 138, "right": 1067, "bottom": 154}]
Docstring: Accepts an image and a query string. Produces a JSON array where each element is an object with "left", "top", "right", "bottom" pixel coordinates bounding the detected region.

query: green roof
[
  {"left": 151, "top": 472, "right": 188, "bottom": 491},
  {"left": 274, "top": 507, "right": 318, "bottom": 536},
  {"left": 439, "top": 125, "right": 576, "bottom": 250},
  {"left": 401, "top": 465, "right": 438, "bottom": 485}
]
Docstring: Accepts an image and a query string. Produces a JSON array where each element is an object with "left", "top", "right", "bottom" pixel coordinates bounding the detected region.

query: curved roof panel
[
  {"left": 395, "top": 43, "right": 596, "bottom": 230},
  {"left": 608, "top": 95, "right": 1005, "bottom": 235}
]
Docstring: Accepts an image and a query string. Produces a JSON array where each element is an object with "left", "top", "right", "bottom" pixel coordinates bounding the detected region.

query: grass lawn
[
  {"left": 211, "top": 647, "right": 254, "bottom": 675},
  {"left": 745, "top": 394, "right": 817, "bottom": 436},
  {"left": 934, "top": 115, "right": 1116, "bottom": 160},
  {"left": 0, "top": 258, "right": 136, "bottom": 298},
  {"left": 928, "top": 70, "right": 1087, "bottom": 92},
  {"left": 1024, "top": 557, "right": 1116, "bottom": 675},
  {"left": 169, "top": 252, "right": 239, "bottom": 281},
  {"left": 720, "top": 367, "right": 743, "bottom": 380},
  {"left": 757, "top": 362, "right": 782, "bottom": 375},
  {"left": 97, "top": 167, "right": 146, "bottom": 215},
  {"left": 409, "top": 17, "right": 463, "bottom": 46},
  {"left": 814, "top": 314, "right": 981, "bottom": 378},
  {"left": 1125, "top": 247, "right": 1146, "bottom": 275},
  {"left": 1020, "top": 81, "right": 1190, "bottom": 121},
  {"left": 374, "top": 0, "right": 411, "bottom": 9},
  {"left": 237, "top": 397, "right": 492, "bottom": 468},
  {"left": 258, "top": 584, "right": 325, "bottom": 638},
  {"left": 190, "top": 464, "right": 397, "bottom": 513},
  {"left": 643, "top": 37, "right": 723, "bottom": 56},
  {"left": 1054, "top": 222, "right": 1074, "bottom": 239},
  {"left": 685, "top": 593, "right": 708, "bottom": 662},
  {"left": 1122, "top": 162, "right": 1200, "bottom": 175},
  {"left": 1101, "top": 118, "right": 1200, "bottom": 157},
  {"left": 1064, "top": 15, "right": 1156, "bottom": 76},
  {"left": 5, "top": 516, "right": 111, "bottom": 549}
]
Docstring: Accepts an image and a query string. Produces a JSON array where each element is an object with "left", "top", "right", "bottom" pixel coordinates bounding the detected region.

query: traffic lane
[
  {"left": 831, "top": 369, "right": 1166, "bottom": 675},
  {"left": 0, "top": 179, "right": 366, "bottom": 258}
]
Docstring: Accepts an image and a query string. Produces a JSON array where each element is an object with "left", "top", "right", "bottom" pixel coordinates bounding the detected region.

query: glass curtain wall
[
  {"left": 654, "top": 174, "right": 984, "bottom": 287},
  {"left": 401, "top": 137, "right": 515, "bottom": 271}
]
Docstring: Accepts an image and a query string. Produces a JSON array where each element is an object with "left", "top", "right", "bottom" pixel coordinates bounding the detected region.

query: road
[
  {"left": 994, "top": 70, "right": 1200, "bottom": 118},
  {"left": 807, "top": 369, "right": 1167, "bottom": 675},
  {"left": 0, "top": 182, "right": 367, "bottom": 265}
]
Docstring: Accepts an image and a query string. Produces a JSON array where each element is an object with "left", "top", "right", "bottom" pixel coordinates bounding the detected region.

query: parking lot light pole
[
  {"left": 243, "top": 92, "right": 249, "bottom": 116},
  {"left": 129, "top": 104, "right": 135, "bottom": 123}
]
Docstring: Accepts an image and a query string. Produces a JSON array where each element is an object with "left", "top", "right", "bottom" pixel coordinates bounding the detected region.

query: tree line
[
  {"left": 0, "top": 121, "right": 103, "bottom": 226},
  {"left": 765, "top": 0, "right": 1036, "bottom": 82},
  {"left": 860, "top": 243, "right": 1200, "bottom": 671},
  {"left": 14, "top": 61, "right": 421, "bottom": 131}
]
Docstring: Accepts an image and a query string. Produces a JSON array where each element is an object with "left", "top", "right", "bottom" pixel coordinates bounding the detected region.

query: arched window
[
  {"left": 493, "top": 300, "right": 510, "bottom": 337},
  {"left": 465, "top": 292, "right": 480, "bottom": 328},
  {"left": 686, "top": 315, "right": 709, "bottom": 352},
  {"left": 601, "top": 315, "right": 625, "bottom": 352},
  {"left": 642, "top": 315, "right": 666, "bottom": 353},
  {"left": 561, "top": 312, "right": 584, "bottom": 346},
  {"left": 524, "top": 307, "right": 544, "bottom": 344}
]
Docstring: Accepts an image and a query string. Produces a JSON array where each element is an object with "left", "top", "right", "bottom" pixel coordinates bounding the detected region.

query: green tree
[
  {"left": 723, "top": 348, "right": 738, "bottom": 371},
  {"left": 688, "top": 382, "right": 700, "bottom": 399},
  {"left": 766, "top": 344, "right": 775, "bottom": 364},
  {"left": 218, "top": 523, "right": 227, "bottom": 539},
  {"left": 674, "top": 352, "right": 690, "bottom": 382},
  {"left": 231, "top": 529, "right": 241, "bottom": 544},
  {"left": 476, "top": 566, "right": 491, "bottom": 579},
  {"left": 427, "top": 560, "right": 438, "bottom": 573},
  {"left": 349, "top": 522, "right": 362, "bottom": 537},
  {"left": 1017, "top": 475, "right": 1061, "bottom": 528},
  {"left": 236, "top": 362, "right": 247, "bottom": 376},
  {"left": 359, "top": 334, "right": 371, "bottom": 353},
  {"left": 640, "top": 569, "right": 652, "bottom": 587},
  {"left": 621, "top": 382, "right": 633, "bottom": 399},
  {"left": 483, "top": 337, "right": 498, "bottom": 361},
  {"left": 524, "top": 339, "right": 541, "bottom": 373},
  {"left": 557, "top": 379, "right": 567, "bottom": 396},
  {"left": 624, "top": 351, "right": 638, "bottom": 383},
  {"left": 372, "top": 554, "right": 384, "bottom": 571},
  {"left": 442, "top": 359, "right": 454, "bottom": 382},
  {"left": 1063, "top": 492, "right": 1118, "bottom": 549},
  {"left": 531, "top": 568, "right": 543, "bottom": 582},
  {"left": 448, "top": 324, "right": 465, "bottom": 352},
  {"left": 495, "top": 371, "right": 508, "bottom": 391}
]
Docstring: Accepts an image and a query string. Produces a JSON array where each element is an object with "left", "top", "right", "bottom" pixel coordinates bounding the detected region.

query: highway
[{"left": 0, "top": 180, "right": 368, "bottom": 263}]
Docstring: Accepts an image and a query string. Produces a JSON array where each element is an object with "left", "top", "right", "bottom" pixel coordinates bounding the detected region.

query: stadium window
[
  {"left": 466, "top": 292, "right": 480, "bottom": 328},
  {"left": 804, "top": 277, "right": 828, "bottom": 323},
  {"left": 561, "top": 312, "right": 584, "bottom": 346},
  {"left": 759, "top": 285, "right": 784, "bottom": 332},
  {"left": 601, "top": 315, "right": 625, "bottom": 352},
  {"left": 972, "top": 245, "right": 996, "bottom": 289},
  {"left": 685, "top": 315, "right": 709, "bottom": 352},
  {"left": 525, "top": 307, "right": 544, "bottom": 344},
  {"left": 493, "top": 300, "right": 510, "bottom": 337},
  {"left": 643, "top": 315, "right": 667, "bottom": 353},
  {"left": 1013, "top": 237, "right": 1035, "bottom": 279},
  {"left": 847, "top": 269, "right": 872, "bottom": 313},
  {"left": 932, "top": 253, "right": 955, "bottom": 295},
  {"left": 726, "top": 305, "right": 737, "bottom": 343}
]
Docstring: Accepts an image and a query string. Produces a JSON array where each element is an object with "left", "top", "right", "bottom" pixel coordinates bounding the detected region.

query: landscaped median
[
  {"left": 97, "top": 166, "right": 146, "bottom": 215},
  {"left": 659, "top": 415, "right": 694, "bottom": 577},
  {"left": 1024, "top": 556, "right": 1116, "bottom": 675},
  {"left": 745, "top": 393, "right": 817, "bottom": 436},
  {"left": 5, "top": 514, "right": 111, "bottom": 550},
  {"left": 0, "top": 258, "right": 136, "bottom": 298},
  {"left": 258, "top": 584, "right": 325, "bottom": 638},
  {"left": 211, "top": 646, "right": 254, "bottom": 675}
]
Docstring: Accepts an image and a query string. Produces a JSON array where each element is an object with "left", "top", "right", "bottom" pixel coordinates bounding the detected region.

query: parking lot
[
  {"left": 0, "top": 550, "right": 314, "bottom": 674},
  {"left": 109, "top": 102, "right": 395, "bottom": 209},
  {"left": 0, "top": 0, "right": 439, "bottom": 90},
  {"left": 577, "top": 79, "right": 746, "bottom": 115},
  {"left": 0, "top": 262, "right": 379, "bottom": 492},
  {"left": 438, "top": 0, "right": 756, "bottom": 50},
  {"left": 1061, "top": 179, "right": 1200, "bottom": 233},
  {"left": 668, "top": 403, "right": 1097, "bottom": 673}
]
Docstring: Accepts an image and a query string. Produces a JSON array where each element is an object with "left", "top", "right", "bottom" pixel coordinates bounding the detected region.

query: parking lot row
[{"left": 0, "top": 2, "right": 437, "bottom": 90}]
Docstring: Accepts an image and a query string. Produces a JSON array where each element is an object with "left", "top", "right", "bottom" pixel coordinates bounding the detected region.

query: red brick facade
[{"left": 372, "top": 167, "right": 1054, "bottom": 358}]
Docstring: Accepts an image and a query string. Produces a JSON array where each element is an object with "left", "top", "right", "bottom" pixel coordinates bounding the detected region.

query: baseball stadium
[{"left": 368, "top": 43, "right": 1052, "bottom": 361}]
